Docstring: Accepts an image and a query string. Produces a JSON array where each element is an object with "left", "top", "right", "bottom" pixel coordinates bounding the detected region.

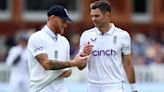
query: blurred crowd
[
  {"left": 132, "top": 31, "right": 164, "bottom": 65},
  {"left": 0, "top": 29, "right": 164, "bottom": 66},
  {"left": 0, "top": 28, "right": 163, "bottom": 89}
]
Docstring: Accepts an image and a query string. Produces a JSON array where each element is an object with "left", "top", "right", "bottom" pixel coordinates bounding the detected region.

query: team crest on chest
[
  {"left": 113, "top": 36, "right": 117, "bottom": 44},
  {"left": 54, "top": 50, "right": 58, "bottom": 59}
]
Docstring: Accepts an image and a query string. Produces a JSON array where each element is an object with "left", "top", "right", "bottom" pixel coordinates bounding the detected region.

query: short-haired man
[
  {"left": 79, "top": 0, "right": 137, "bottom": 92},
  {"left": 28, "top": 5, "right": 89, "bottom": 92}
]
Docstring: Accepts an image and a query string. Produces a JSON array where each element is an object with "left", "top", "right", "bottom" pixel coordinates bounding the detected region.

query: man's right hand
[
  {"left": 69, "top": 55, "right": 89, "bottom": 67},
  {"left": 58, "top": 69, "right": 72, "bottom": 78},
  {"left": 80, "top": 42, "right": 93, "bottom": 57}
]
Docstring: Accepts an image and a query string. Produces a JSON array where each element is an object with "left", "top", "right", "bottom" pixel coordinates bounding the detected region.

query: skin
[
  {"left": 47, "top": 15, "right": 67, "bottom": 35},
  {"left": 78, "top": 42, "right": 93, "bottom": 70},
  {"left": 123, "top": 54, "right": 137, "bottom": 92}
]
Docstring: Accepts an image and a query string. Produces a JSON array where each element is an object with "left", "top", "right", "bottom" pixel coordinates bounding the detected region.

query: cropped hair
[{"left": 90, "top": 0, "right": 112, "bottom": 13}]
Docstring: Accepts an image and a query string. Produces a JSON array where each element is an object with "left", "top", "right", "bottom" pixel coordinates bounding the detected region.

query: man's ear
[{"left": 105, "top": 12, "right": 111, "bottom": 17}]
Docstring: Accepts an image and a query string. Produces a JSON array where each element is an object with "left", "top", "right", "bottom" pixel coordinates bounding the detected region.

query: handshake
[{"left": 69, "top": 42, "right": 93, "bottom": 70}]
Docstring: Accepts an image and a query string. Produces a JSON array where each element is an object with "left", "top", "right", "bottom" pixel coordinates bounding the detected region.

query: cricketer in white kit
[
  {"left": 78, "top": 1, "right": 137, "bottom": 92},
  {"left": 28, "top": 25, "right": 71, "bottom": 92},
  {"left": 28, "top": 5, "right": 89, "bottom": 92},
  {"left": 80, "top": 24, "right": 132, "bottom": 92}
]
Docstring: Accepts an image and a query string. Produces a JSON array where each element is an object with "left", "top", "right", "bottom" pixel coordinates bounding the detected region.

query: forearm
[
  {"left": 123, "top": 54, "right": 137, "bottom": 91},
  {"left": 36, "top": 53, "right": 88, "bottom": 70},
  {"left": 45, "top": 60, "right": 73, "bottom": 70},
  {"left": 124, "top": 63, "right": 137, "bottom": 92},
  {"left": 123, "top": 54, "right": 136, "bottom": 83},
  {"left": 124, "top": 63, "right": 136, "bottom": 83}
]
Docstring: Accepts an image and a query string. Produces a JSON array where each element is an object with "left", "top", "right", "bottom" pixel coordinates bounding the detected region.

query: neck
[
  {"left": 99, "top": 23, "right": 112, "bottom": 34},
  {"left": 47, "top": 22, "right": 57, "bottom": 35}
]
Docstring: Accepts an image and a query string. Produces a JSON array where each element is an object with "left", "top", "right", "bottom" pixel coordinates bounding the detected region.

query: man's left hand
[{"left": 59, "top": 69, "right": 72, "bottom": 78}]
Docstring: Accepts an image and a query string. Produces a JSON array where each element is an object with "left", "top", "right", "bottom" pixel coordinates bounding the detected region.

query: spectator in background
[
  {"left": 4, "top": 34, "right": 17, "bottom": 62},
  {"left": 132, "top": 33, "right": 147, "bottom": 65},
  {"left": 5, "top": 30, "right": 33, "bottom": 92},
  {"left": 0, "top": 35, "right": 8, "bottom": 62},
  {"left": 70, "top": 33, "right": 80, "bottom": 59},
  {"left": 5, "top": 34, "right": 17, "bottom": 51}
]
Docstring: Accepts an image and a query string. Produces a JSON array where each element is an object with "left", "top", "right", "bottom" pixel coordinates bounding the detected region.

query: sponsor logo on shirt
[{"left": 92, "top": 49, "right": 116, "bottom": 56}]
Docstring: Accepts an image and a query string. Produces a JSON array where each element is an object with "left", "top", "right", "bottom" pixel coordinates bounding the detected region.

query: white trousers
[
  {"left": 38, "top": 80, "right": 68, "bottom": 92},
  {"left": 87, "top": 83, "right": 125, "bottom": 92},
  {"left": 9, "top": 70, "right": 29, "bottom": 92}
]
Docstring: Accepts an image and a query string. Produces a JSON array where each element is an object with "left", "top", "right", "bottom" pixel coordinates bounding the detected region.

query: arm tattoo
[
  {"left": 35, "top": 53, "right": 70, "bottom": 70},
  {"left": 49, "top": 60, "right": 70, "bottom": 70}
]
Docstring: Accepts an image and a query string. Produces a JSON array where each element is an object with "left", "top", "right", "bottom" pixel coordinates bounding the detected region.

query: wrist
[
  {"left": 130, "top": 83, "right": 137, "bottom": 92},
  {"left": 68, "top": 60, "right": 75, "bottom": 67},
  {"left": 80, "top": 53, "right": 87, "bottom": 57}
]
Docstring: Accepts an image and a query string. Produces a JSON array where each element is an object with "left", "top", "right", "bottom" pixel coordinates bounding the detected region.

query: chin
[
  {"left": 56, "top": 30, "right": 64, "bottom": 35},
  {"left": 59, "top": 30, "right": 63, "bottom": 34}
]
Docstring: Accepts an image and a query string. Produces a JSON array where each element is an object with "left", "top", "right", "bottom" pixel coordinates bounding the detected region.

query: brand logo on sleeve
[{"left": 33, "top": 47, "right": 43, "bottom": 52}]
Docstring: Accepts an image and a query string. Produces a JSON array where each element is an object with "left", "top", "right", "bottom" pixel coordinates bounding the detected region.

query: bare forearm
[
  {"left": 35, "top": 54, "right": 73, "bottom": 70},
  {"left": 123, "top": 54, "right": 136, "bottom": 84},
  {"left": 36, "top": 53, "right": 88, "bottom": 70},
  {"left": 46, "top": 60, "right": 71, "bottom": 70},
  {"left": 124, "top": 63, "right": 136, "bottom": 83}
]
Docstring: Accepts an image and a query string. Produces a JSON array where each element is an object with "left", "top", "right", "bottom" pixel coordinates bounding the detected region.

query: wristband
[{"left": 130, "top": 83, "right": 137, "bottom": 91}]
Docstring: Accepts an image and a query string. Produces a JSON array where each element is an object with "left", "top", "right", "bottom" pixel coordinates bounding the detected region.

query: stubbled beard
[{"left": 55, "top": 26, "right": 63, "bottom": 35}]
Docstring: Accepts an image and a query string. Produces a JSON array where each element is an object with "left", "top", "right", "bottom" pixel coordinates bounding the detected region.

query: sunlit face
[
  {"left": 53, "top": 16, "right": 67, "bottom": 35},
  {"left": 90, "top": 8, "right": 110, "bottom": 29}
]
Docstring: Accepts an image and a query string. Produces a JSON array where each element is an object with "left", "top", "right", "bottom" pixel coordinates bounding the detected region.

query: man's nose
[{"left": 92, "top": 16, "right": 97, "bottom": 21}]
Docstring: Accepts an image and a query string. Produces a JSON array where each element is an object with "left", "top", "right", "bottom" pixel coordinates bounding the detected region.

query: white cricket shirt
[
  {"left": 28, "top": 25, "right": 70, "bottom": 92},
  {"left": 6, "top": 45, "right": 29, "bottom": 73},
  {"left": 80, "top": 23, "right": 131, "bottom": 85}
]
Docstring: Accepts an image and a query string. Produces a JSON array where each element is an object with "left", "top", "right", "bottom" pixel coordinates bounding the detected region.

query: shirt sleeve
[
  {"left": 28, "top": 34, "right": 46, "bottom": 57},
  {"left": 122, "top": 32, "right": 131, "bottom": 55}
]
